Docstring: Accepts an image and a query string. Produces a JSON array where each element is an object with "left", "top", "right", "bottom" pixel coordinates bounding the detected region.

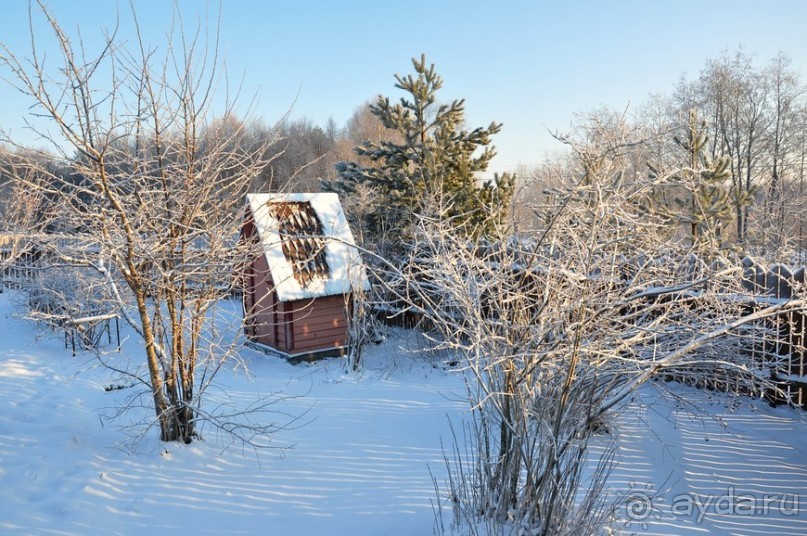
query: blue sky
[{"left": 2, "top": 1, "right": 807, "bottom": 173}]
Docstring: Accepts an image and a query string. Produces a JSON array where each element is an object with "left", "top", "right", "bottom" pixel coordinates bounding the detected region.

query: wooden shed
[{"left": 241, "top": 193, "right": 369, "bottom": 359}]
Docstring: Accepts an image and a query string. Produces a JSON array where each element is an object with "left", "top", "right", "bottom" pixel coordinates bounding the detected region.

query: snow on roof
[{"left": 246, "top": 193, "right": 370, "bottom": 302}]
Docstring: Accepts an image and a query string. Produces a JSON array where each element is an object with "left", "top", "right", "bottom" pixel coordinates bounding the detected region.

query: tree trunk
[{"left": 133, "top": 289, "right": 175, "bottom": 441}]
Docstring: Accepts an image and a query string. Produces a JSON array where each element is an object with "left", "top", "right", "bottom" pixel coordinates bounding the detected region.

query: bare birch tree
[
  {"left": 0, "top": 2, "right": 279, "bottom": 443},
  {"left": 758, "top": 53, "right": 805, "bottom": 253}
]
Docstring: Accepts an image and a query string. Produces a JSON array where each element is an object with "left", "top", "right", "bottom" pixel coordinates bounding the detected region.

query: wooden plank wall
[
  {"left": 249, "top": 251, "right": 282, "bottom": 348},
  {"left": 288, "top": 294, "right": 349, "bottom": 353}
]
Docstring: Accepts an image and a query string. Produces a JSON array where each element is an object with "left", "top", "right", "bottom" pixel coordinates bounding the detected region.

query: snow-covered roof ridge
[{"left": 246, "top": 192, "right": 370, "bottom": 302}]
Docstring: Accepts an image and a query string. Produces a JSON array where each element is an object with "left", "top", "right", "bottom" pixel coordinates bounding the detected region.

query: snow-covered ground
[
  {"left": 0, "top": 290, "right": 805, "bottom": 535},
  {"left": 602, "top": 385, "right": 807, "bottom": 535}
]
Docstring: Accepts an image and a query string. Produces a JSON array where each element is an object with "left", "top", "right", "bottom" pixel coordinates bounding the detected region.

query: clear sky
[{"left": 2, "top": 0, "right": 807, "bottom": 173}]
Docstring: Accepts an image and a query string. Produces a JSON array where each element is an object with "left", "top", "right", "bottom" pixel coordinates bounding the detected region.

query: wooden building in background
[{"left": 241, "top": 193, "right": 369, "bottom": 359}]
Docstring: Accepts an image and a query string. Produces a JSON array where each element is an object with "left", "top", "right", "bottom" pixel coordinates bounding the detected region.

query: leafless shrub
[{"left": 378, "top": 118, "right": 805, "bottom": 534}]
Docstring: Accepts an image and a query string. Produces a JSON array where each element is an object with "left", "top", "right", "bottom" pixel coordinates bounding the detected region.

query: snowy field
[{"left": 0, "top": 290, "right": 805, "bottom": 535}]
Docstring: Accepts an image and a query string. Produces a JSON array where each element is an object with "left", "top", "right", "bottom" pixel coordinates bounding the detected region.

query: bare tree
[
  {"left": 796, "top": 104, "right": 807, "bottom": 254},
  {"left": 253, "top": 117, "right": 336, "bottom": 193},
  {"left": 0, "top": 2, "right": 279, "bottom": 443},
  {"left": 759, "top": 53, "right": 805, "bottom": 253}
]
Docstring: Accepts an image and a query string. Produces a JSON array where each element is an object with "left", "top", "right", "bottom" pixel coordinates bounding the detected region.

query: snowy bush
[{"left": 378, "top": 123, "right": 807, "bottom": 534}]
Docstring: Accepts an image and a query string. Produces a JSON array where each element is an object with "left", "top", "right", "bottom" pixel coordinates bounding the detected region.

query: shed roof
[{"left": 246, "top": 193, "right": 370, "bottom": 302}]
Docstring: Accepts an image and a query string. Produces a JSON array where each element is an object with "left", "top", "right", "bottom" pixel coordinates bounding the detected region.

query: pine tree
[
  {"left": 326, "top": 55, "right": 514, "bottom": 245},
  {"left": 649, "top": 109, "right": 737, "bottom": 252}
]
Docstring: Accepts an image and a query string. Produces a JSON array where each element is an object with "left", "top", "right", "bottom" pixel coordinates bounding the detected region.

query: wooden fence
[
  {"left": 0, "top": 243, "right": 39, "bottom": 290},
  {"left": 1, "top": 243, "right": 121, "bottom": 354},
  {"left": 741, "top": 256, "right": 807, "bottom": 407}
]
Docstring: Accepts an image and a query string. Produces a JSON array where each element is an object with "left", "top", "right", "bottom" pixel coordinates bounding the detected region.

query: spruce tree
[
  {"left": 326, "top": 55, "right": 514, "bottom": 245},
  {"left": 649, "top": 109, "right": 736, "bottom": 252}
]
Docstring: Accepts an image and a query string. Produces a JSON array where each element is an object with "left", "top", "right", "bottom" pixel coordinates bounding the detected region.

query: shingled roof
[{"left": 246, "top": 193, "right": 370, "bottom": 302}]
